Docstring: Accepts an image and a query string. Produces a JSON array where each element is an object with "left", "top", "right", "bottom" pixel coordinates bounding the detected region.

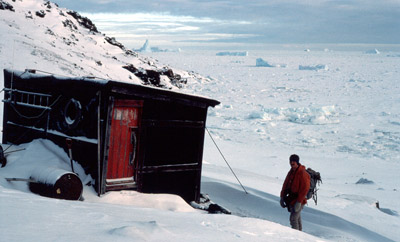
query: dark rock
[
  {"left": 70, "top": 34, "right": 78, "bottom": 42},
  {"left": 62, "top": 19, "right": 78, "bottom": 31},
  {"left": 0, "top": 0, "right": 15, "bottom": 12},
  {"left": 67, "top": 11, "right": 98, "bottom": 33},
  {"left": 45, "top": 28, "right": 55, "bottom": 36},
  {"left": 190, "top": 194, "right": 231, "bottom": 214},
  {"left": 44, "top": 1, "right": 53, "bottom": 9},
  {"left": 35, "top": 10, "right": 46, "bottom": 18},
  {"left": 124, "top": 49, "right": 138, "bottom": 57},
  {"left": 161, "top": 68, "right": 186, "bottom": 88},
  {"left": 62, "top": 37, "right": 75, "bottom": 46},
  {"left": 105, "top": 37, "right": 125, "bottom": 50},
  {"left": 122, "top": 64, "right": 187, "bottom": 88},
  {"left": 208, "top": 203, "right": 231, "bottom": 214},
  {"left": 162, "top": 68, "right": 174, "bottom": 78},
  {"left": 122, "top": 64, "right": 138, "bottom": 74},
  {"left": 122, "top": 64, "right": 162, "bottom": 87},
  {"left": 146, "top": 70, "right": 162, "bottom": 86},
  {"left": 25, "top": 11, "right": 33, "bottom": 19}
]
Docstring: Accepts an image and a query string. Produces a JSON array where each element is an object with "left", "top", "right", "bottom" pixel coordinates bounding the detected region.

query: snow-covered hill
[{"left": 0, "top": 0, "right": 203, "bottom": 90}]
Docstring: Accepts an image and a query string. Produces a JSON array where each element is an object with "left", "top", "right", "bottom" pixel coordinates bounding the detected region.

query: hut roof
[{"left": 4, "top": 69, "right": 220, "bottom": 108}]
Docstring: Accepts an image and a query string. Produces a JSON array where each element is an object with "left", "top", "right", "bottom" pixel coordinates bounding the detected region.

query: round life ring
[{"left": 64, "top": 98, "right": 82, "bottom": 128}]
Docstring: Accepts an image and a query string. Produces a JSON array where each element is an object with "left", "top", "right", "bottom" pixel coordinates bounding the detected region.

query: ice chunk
[
  {"left": 356, "top": 178, "right": 374, "bottom": 184},
  {"left": 259, "top": 105, "right": 340, "bottom": 125},
  {"left": 137, "top": 39, "right": 152, "bottom": 53},
  {"left": 299, "top": 64, "right": 328, "bottom": 71},
  {"left": 135, "top": 39, "right": 181, "bottom": 52},
  {"left": 256, "top": 58, "right": 287, "bottom": 67},
  {"left": 216, "top": 51, "right": 248, "bottom": 56},
  {"left": 365, "top": 49, "right": 380, "bottom": 54}
]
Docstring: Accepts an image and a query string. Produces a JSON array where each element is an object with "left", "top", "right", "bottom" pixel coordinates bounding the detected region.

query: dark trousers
[{"left": 289, "top": 204, "right": 305, "bottom": 231}]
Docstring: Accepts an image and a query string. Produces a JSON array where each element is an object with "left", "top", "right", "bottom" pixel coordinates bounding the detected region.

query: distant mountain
[{"left": 0, "top": 0, "right": 201, "bottom": 89}]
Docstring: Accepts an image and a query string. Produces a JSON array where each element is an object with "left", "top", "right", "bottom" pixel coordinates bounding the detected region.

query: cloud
[
  {"left": 84, "top": 12, "right": 251, "bottom": 25},
  {"left": 57, "top": 0, "right": 400, "bottom": 47},
  {"left": 82, "top": 12, "right": 254, "bottom": 47}
]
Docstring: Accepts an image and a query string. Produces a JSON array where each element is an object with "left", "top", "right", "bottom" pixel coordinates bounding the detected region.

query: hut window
[{"left": 64, "top": 98, "right": 82, "bottom": 128}]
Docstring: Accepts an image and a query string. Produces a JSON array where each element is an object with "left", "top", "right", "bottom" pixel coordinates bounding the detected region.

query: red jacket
[{"left": 280, "top": 164, "right": 310, "bottom": 205}]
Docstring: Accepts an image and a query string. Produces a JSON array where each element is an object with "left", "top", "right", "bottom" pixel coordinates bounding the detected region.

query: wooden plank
[
  {"left": 97, "top": 91, "right": 102, "bottom": 196},
  {"left": 101, "top": 96, "right": 115, "bottom": 194},
  {"left": 142, "top": 119, "right": 204, "bottom": 128},
  {"left": 140, "top": 163, "right": 200, "bottom": 173}
]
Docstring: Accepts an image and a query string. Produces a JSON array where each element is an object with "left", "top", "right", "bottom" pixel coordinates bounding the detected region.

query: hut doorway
[{"left": 105, "top": 99, "right": 143, "bottom": 191}]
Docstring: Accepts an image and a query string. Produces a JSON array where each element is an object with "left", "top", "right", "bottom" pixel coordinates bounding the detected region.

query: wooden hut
[{"left": 2, "top": 69, "right": 219, "bottom": 202}]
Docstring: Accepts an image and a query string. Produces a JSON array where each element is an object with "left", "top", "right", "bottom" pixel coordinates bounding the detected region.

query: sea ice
[
  {"left": 216, "top": 51, "right": 248, "bottom": 56},
  {"left": 299, "top": 64, "right": 328, "bottom": 71}
]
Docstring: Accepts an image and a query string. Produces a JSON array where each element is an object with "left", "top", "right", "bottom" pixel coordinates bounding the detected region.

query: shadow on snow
[{"left": 202, "top": 180, "right": 395, "bottom": 242}]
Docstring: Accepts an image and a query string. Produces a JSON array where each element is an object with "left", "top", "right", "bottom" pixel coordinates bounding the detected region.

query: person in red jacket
[{"left": 280, "top": 154, "right": 310, "bottom": 231}]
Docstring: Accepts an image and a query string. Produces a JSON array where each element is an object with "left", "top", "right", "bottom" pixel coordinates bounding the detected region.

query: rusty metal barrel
[{"left": 29, "top": 167, "right": 83, "bottom": 200}]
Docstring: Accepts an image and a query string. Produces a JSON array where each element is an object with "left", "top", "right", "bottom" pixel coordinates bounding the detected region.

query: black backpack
[{"left": 306, "top": 168, "right": 322, "bottom": 205}]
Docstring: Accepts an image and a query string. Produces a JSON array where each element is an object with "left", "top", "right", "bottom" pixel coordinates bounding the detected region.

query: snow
[{"left": 1, "top": 1, "right": 400, "bottom": 242}]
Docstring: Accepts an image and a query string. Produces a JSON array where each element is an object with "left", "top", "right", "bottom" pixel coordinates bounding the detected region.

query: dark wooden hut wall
[
  {"left": 3, "top": 69, "right": 219, "bottom": 203},
  {"left": 107, "top": 87, "right": 210, "bottom": 202}
]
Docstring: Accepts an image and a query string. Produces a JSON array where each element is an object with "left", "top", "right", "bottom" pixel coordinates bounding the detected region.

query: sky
[{"left": 51, "top": 0, "right": 400, "bottom": 49}]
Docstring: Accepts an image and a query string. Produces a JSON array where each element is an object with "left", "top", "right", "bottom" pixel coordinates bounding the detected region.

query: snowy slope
[
  {"left": 0, "top": 0, "right": 202, "bottom": 90},
  {"left": 1, "top": 0, "right": 400, "bottom": 242}
]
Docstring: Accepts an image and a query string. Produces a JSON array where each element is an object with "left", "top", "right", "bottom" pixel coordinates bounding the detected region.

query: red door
[{"left": 106, "top": 100, "right": 143, "bottom": 190}]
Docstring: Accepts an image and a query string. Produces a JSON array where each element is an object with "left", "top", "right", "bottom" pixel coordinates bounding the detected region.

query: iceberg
[
  {"left": 135, "top": 39, "right": 181, "bottom": 53},
  {"left": 256, "top": 58, "right": 287, "bottom": 67},
  {"left": 365, "top": 49, "right": 380, "bottom": 54}
]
